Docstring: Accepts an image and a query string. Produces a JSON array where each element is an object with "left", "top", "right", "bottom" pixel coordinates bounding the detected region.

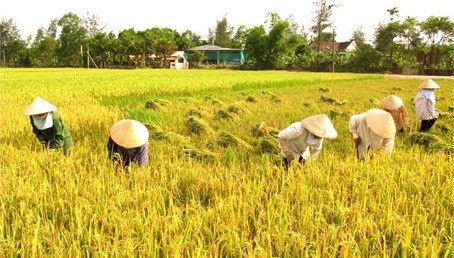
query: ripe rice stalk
[
  {"left": 186, "top": 116, "right": 216, "bottom": 137},
  {"left": 145, "top": 99, "right": 165, "bottom": 110},
  {"left": 258, "top": 137, "right": 279, "bottom": 154},
  {"left": 181, "top": 144, "right": 219, "bottom": 160},
  {"left": 215, "top": 109, "right": 239, "bottom": 120},
  {"left": 409, "top": 132, "right": 442, "bottom": 147},
  {"left": 251, "top": 122, "right": 277, "bottom": 137},
  {"left": 217, "top": 131, "right": 252, "bottom": 149}
]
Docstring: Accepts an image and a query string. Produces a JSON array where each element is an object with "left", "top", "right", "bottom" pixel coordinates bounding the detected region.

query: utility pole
[
  {"left": 332, "top": 29, "right": 335, "bottom": 73},
  {"left": 87, "top": 43, "right": 90, "bottom": 68}
]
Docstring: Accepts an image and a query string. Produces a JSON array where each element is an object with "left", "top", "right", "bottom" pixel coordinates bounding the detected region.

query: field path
[{"left": 384, "top": 74, "right": 454, "bottom": 80}]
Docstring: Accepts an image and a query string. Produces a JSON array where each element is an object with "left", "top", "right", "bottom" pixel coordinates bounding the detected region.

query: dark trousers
[
  {"left": 283, "top": 156, "right": 305, "bottom": 169},
  {"left": 419, "top": 119, "right": 437, "bottom": 132}
]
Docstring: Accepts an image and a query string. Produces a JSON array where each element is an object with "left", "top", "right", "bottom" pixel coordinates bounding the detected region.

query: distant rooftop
[{"left": 186, "top": 44, "right": 242, "bottom": 52}]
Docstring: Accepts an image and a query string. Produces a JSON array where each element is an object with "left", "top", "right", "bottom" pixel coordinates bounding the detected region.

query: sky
[{"left": 2, "top": 0, "right": 454, "bottom": 44}]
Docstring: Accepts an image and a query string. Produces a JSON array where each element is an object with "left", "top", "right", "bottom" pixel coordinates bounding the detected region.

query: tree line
[{"left": 1, "top": 0, "right": 453, "bottom": 74}]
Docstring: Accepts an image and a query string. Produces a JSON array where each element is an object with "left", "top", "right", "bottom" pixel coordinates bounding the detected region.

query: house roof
[
  {"left": 186, "top": 44, "right": 242, "bottom": 52},
  {"left": 312, "top": 41, "right": 354, "bottom": 51}
]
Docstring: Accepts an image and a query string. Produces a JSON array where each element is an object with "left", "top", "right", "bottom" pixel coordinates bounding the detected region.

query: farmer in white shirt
[
  {"left": 278, "top": 114, "right": 337, "bottom": 168},
  {"left": 349, "top": 108, "right": 396, "bottom": 160},
  {"left": 413, "top": 78, "right": 440, "bottom": 132}
]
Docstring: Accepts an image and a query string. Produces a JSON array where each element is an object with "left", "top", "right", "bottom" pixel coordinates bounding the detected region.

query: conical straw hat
[
  {"left": 23, "top": 96, "right": 57, "bottom": 115},
  {"left": 418, "top": 78, "right": 440, "bottom": 89},
  {"left": 365, "top": 109, "right": 396, "bottom": 138},
  {"left": 381, "top": 95, "right": 403, "bottom": 110},
  {"left": 302, "top": 114, "right": 338, "bottom": 139},
  {"left": 110, "top": 119, "right": 149, "bottom": 148}
]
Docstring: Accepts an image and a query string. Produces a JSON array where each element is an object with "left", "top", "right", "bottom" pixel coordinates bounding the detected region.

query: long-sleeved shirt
[
  {"left": 30, "top": 111, "right": 73, "bottom": 152},
  {"left": 277, "top": 122, "right": 323, "bottom": 161},
  {"left": 385, "top": 105, "right": 411, "bottom": 131},
  {"left": 107, "top": 137, "right": 149, "bottom": 167},
  {"left": 413, "top": 92, "right": 438, "bottom": 120},
  {"left": 349, "top": 113, "right": 395, "bottom": 159}
]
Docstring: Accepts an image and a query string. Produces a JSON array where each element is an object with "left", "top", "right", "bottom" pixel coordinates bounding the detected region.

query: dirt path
[{"left": 384, "top": 74, "right": 454, "bottom": 80}]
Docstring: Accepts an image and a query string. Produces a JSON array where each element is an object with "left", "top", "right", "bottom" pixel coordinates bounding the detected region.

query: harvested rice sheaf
[
  {"left": 303, "top": 102, "right": 312, "bottom": 107},
  {"left": 318, "top": 87, "right": 330, "bottom": 92},
  {"left": 409, "top": 132, "right": 442, "bottom": 147},
  {"left": 369, "top": 98, "right": 381, "bottom": 105},
  {"left": 204, "top": 96, "right": 223, "bottom": 105},
  {"left": 251, "top": 122, "right": 278, "bottom": 137},
  {"left": 431, "top": 142, "right": 454, "bottom": 154},
  {"left": 153, "top": 98, "right": 172, "bottom": 106},
  {"left": 258, "top": 137, "right": 279, "bottom": 154},
  {"left": 227, "top": 103, "right": 248, "bottom": 114},
  {"left": 329, "top": 108, "right": 344, "bottom": 119},
  {"left": 215, "top": 109, "right": 240, "bottom": 120},
  {"left": 145, "top": 99, "right": 165, "bottom": 110},
  {"left": 186, "top": 116, "right": 216, "bottom": 137},
  {"left": 321, "top": 95, "right": 345, "bottom": 105},
  {"left": 435, "top": 121, "right": 450, "bottom": 133},
  {"left": 261, "top": 90, "right": 284, "bottom": 103},
  {"left": 246, "top": 95, "right": 257, "bottom": 103},
  {"left": 392, "top": 87, "right": 402, "bottom": 91},
  {"left": 182, "top": 144, "right": 219, "bottom": 160},
  {"left": 217, "top": 131, "right": 252, "bottom": 149},
  {"left": 189, "top": 108, "right": 211, "bottom": 118}
]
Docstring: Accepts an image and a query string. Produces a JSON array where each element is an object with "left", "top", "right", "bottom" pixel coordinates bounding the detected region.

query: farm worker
[
  {"left": 413, "top": 78, "right": 440, "bottom": 132},
  {"left": 24, "top": 96, "right": 74, "bottom": 155},
  {"left": 349, "top": 108, "right": 396, "bottom": 160},
  {"left": 278, "top": 114, "right": 337, "bottom": 167},
  {"left": 107, "top": 119, "right": 149, "bottom": 167},
  {"left": 381, "top": 95, "right": 411, "bottom": 132}
]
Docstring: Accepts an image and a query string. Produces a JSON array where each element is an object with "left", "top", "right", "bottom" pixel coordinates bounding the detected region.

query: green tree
[
  {"left": 213, "top": 15, "right": 234, "bottom": 47},
  {"left": 417, "top": 16, "right": 454, "bottom": 73},
  {"left": 30, "top": 27, "right": 57, "bottom": 67},
  {"left": 374, "top": 21, "right": 402, "bottom": 70},
  {"left": 386, "top": 7, "right": 399, "bottom": 22},
  {"left": 188, "top": 50, "right": 205, "bottom": 68},
  {"left": 117, "top": 28, "right": 138, "bottom": 66},
  {"left": 0, "top": 18, "right": 25, "bottom": 67},
  {"left": 311, "top": 0, "right": 337, "bottom": 51},
  {"left": 57, "top": 12, "right": 86, "bottom": 67}
]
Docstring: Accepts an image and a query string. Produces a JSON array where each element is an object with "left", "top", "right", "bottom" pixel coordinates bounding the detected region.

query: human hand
[{"left": 353, "top": 137, "right": 361, "bottom": 146}]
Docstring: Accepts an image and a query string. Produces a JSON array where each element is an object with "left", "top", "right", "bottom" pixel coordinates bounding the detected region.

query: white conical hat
[
  {"left": 110, "top": 119, "right": 149, "bottom": 148},
  {"left": 418, "top": 78, "right": 440, "bottom": 89},
  {"left": 23, "top": 96, "right": 57, "bottom": 115},
  {"left": 302, "top": 114, "right": 338, "bottom": 139},
  {"left": 381, "top": 95, "right": 403, "bottom": 110},
  {"left": 366, "top": 109, "right": 396, "bottom": 138}
]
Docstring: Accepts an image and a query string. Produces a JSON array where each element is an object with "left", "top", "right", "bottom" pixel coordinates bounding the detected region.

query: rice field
[{"left": 1, "top": 68, "right": 453, "bottom": 257}]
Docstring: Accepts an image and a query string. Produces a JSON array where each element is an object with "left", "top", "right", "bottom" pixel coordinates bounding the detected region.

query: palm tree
[{"left": 386, "top": 7, "right": 399, "bottom": 21}]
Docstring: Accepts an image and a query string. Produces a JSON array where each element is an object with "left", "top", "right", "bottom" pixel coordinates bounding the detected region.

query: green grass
[{"left": 0, "top": 68, "right": 452, "bottom": 256}]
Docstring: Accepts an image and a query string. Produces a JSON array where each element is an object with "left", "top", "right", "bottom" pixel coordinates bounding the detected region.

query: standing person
[
  {"left": 349, "top": 108, "right": 396, "bottom": 160},
  {"left": 278, "top": 114, "right": 337, "bottom": 168},
  {"left": 413, "top": 78, "right": 440, "bottom": 132},
  {"left": 24, "top": 96, "right": 74, "bottom": 155},
  {"left": 381, "top": 95, "right": 411, "bottom": 132},
  {"left": 107, "top": 119, "right": 149, "bottom": 168}
]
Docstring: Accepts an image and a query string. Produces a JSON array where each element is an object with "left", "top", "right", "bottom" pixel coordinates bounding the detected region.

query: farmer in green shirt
[{"left": 24, "top": 97, "right": 74, "bottom": 155}]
